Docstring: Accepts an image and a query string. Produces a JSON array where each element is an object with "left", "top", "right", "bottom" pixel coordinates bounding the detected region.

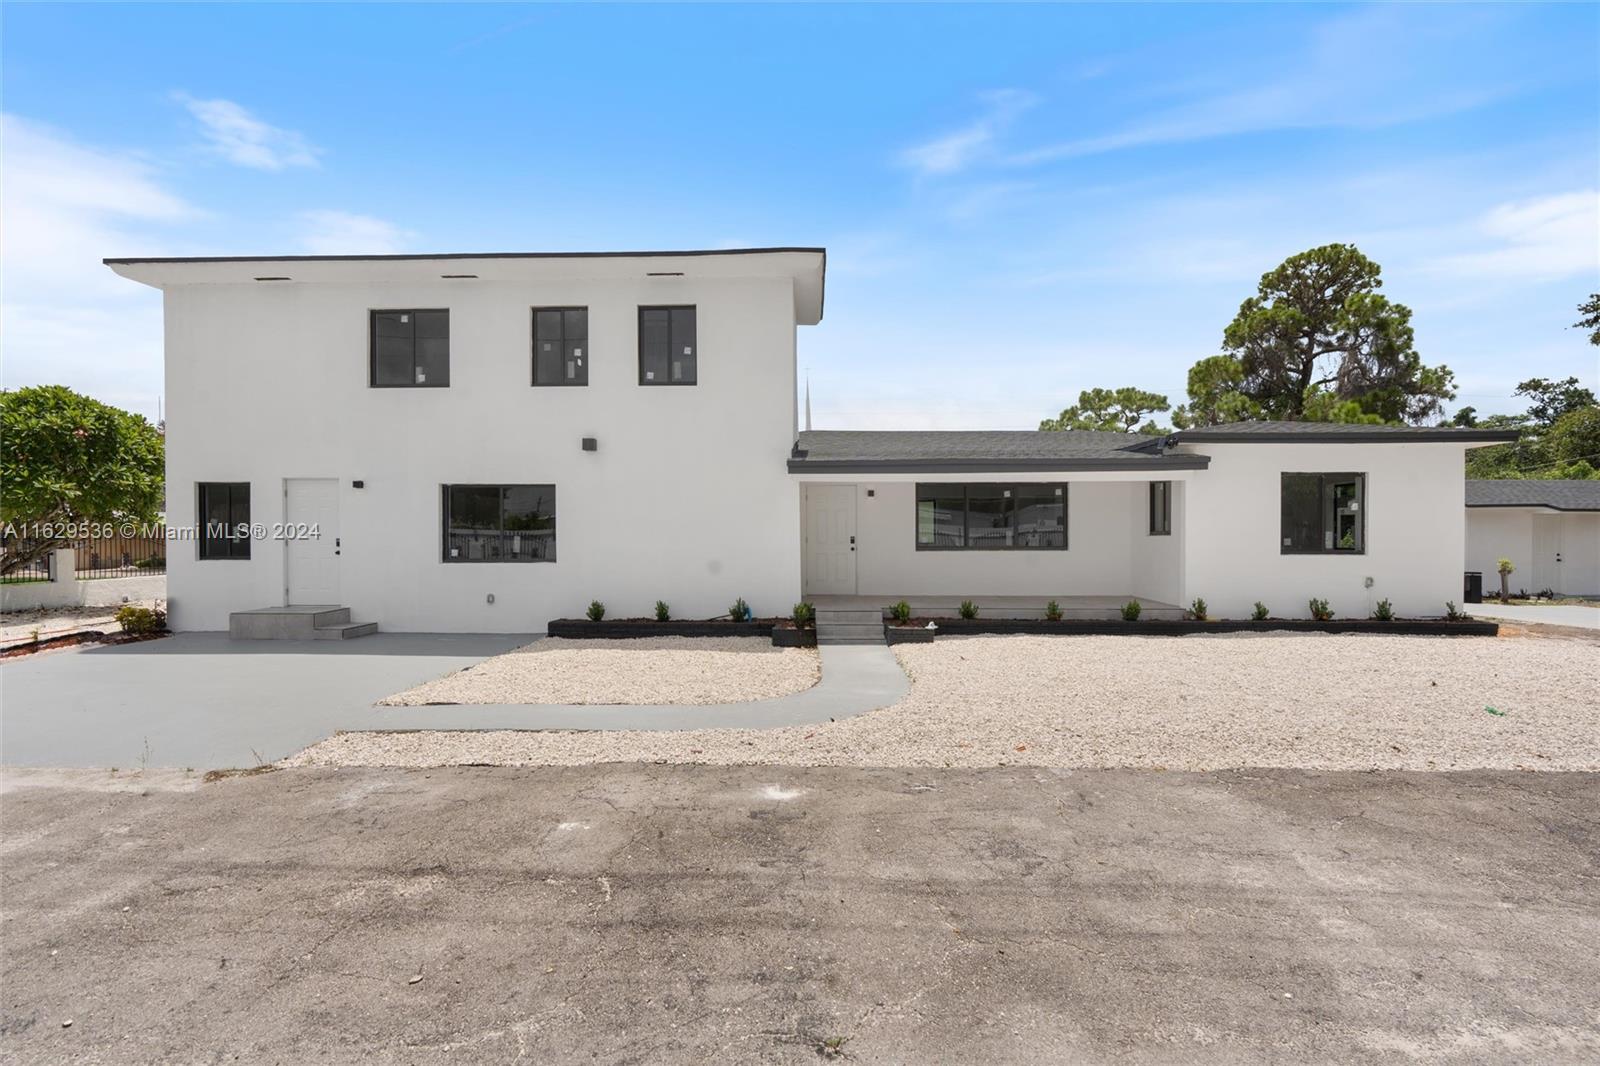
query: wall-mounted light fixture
[
  {"left": 582, "top": 437, "right": 598, "bottom": 452},
  {"left": 352, "top": 480, "right": 365, "bottom": 489}
]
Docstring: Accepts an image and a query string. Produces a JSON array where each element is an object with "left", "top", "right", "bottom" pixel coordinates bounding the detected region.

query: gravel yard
[
  {"left": 292, "top": 632, "right": 1599, "bottom": 772},
  {"left": 0, "top": 601, "right": 161, "bottom": 644},
  {"left": 376, "top": 636, "right": 820, "bottom": 706}
]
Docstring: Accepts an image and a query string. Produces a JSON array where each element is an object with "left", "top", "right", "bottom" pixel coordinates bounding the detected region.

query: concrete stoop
[
  {"left": 815, "top": 607, "right": 885, "bottom": 646},
  {"left": 229, "top": 606, "right": 378, "bottom": 640}
]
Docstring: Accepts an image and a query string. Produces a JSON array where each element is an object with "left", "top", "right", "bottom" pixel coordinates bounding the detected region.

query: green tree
[
  {"left": 1040, "top": 386, "right": 1170, "bottom": 435},
  {"left": 1463, "top": 380, "right": 1600, "bottom": 481},
  {"left": 1170, "top": 355, "right": 1262, "bottom": 428},
  {"left": 1541, "top": 406, "right": 1600, "bottom": 474},
  {"left": 1513, "top": 376, "right": 1596, "bottom": 426},
  {"left": 0, "top": 386, "right": 165, "bottom": 575},
  {"left": 1575, "top": 293, "right": 1600, "bottom": 346},
  {"left": 1222, "top": 244, "right": 1455, "bottom": 422}
]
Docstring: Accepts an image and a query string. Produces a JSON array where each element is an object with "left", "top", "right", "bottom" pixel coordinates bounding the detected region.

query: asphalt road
[{"left": 2, "top": 765, "right": 1596, "bottom": 1064}]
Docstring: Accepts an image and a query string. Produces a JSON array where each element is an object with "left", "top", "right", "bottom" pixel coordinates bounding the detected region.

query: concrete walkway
[
  {"left": 0, "top": 633, "right": 907, "bottom": 770},
  {"left": 1465, "top": 602, "right": 1600, "bottom": 628}
]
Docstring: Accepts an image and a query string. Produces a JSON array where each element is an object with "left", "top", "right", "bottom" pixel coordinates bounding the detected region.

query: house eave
[
  {"left": 786, "top": 456, "right": 1212, "bottom": 475},
  {"left": 1173, "top": 429, "right": 1520, "bottom": 444}
]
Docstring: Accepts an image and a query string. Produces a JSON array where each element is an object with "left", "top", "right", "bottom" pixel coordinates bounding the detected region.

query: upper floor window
[
  {"left": 1149, "top": 481, "right": 1172, "bottom": 535},
  {"left": 639, "top": 306, "right": 696, "bottom": 385},
  {"left": 198, "top": 482, "right": 251, "bottom": 560},
  {"left": 1281, "top": 473, "right": 1365, "bottom": 554},
  {"left": 371, "top": 310, "right": 449, "bottom": 387},
  {"left": 533, "top": 308, "right": 588, "bottom": 386},
  {"left": 442, "top": 484, "right": 556, "bottom": 562},
  {"left": 915, "top": 483, "right": 1066, "bottom": 550}
]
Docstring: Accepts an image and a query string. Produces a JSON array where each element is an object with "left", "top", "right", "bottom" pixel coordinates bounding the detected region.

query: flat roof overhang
[
  {"left": 1170, "top": 428, "right": 1520, "bottom": 445},
  {"left": 787, "top": 455, "right": 1211, "bottom": 475},
  {"left": 104, "top": 247, "right": 828, "bottom": 324}
]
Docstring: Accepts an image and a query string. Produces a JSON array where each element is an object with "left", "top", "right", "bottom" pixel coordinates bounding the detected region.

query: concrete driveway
[
  {"left": 0, "top": 633, "right": 528, "bottom": 770},
  {"left": 2, "top": 764, "right": 1595, "bottom": 1064},
  {"left": 1466, "top": 602, "right": 1599, "bottom": 628}
]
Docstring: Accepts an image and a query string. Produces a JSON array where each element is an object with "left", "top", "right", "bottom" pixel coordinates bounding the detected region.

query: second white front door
[
  {"left": 805, "top": 484, "right": 857, "bottom": 595},
  {"left": 285, "top": 478, "right": 340, "bottom": 605},
  {"left": 1532, "top": 513, "right": 1562, "bottom": 594}
]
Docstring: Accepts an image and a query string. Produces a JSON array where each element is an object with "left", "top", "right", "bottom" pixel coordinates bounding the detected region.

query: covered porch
[{"left": 809, "top": 593, "right": 1185, "bottom": 621}]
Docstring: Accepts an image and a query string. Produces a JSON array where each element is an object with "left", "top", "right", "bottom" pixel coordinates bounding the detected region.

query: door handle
[{"left": 335, "top": 536, "right": 341, "bottom": 556}]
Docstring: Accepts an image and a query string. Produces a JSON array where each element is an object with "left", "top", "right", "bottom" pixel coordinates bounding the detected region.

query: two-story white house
[{"left": 106, "top": 247, "right": 1516, "bottom": 634}]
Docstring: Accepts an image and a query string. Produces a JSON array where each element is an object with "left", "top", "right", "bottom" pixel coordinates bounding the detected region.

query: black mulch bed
[
  {"left": 888, "top": 617, "right": 1498, "bottom": 639},
  {"left": 547, "top": 618, "right": 779, "bottom": 640}
]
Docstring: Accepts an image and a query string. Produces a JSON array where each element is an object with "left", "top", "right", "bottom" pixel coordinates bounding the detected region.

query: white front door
[
  {"left": 805, "top": 484, "right": 857, "bottom": 595},
  {"left": 285, "top": 478, "right": 340, "bottom": 605},
  {"left": 1532, "top": 513, "right": 1562, "bottom": 595}
]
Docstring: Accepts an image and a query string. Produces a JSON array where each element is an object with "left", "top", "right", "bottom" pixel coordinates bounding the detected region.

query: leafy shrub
[
  {"left": 586, "top": 600, "right": 606, "bottom": 622},
  {"left": 134, "top": 556, "right": 164, "bottom": 570},
  {"left": 1444, "top": 601, "right": 1466, "bottom": 622},
  {"left": 1044, "top": 599, "right": 1062, "bottom": 621},
  {"left": 1496, "top": 557, "right": 1515, "bottom": 575},
  {"left": 792, "top": 602, "right": 815, "bottom": 628},
  {"left": 654, "top": 600, "right": 670, "bottom": 622},
  {"left": 1121, "top": 599, "right": 1142, "bottom": 622},
  {"left": 115, "top": 604, "right": 166, "bottom": 635},
  {"left": 1251, "top": 601, "right": 1269, "bottom": 621},
  {"left": 958, "top": 599, "right": 978, "bottom": 620},
  {"left": 1371, "top": 598, "right": 1394, "bottom": 621},
  {"left": 891, "top": 599, "right": 912, "bottom": 623},
  {"left": 1536, "top": 587, "right": 1556, "bottom": 600},
  {"left": 1189, "top": 597, "right": 1208, "bottom": 621},
  {"left": 1308, "top": 598, "right": 1333, "bottom": 621},
  {"left": 728, "top": 597, "right": 751, "bottom": 622}
]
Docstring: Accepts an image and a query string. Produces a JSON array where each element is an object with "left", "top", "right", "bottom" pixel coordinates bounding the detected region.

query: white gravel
[
  {"left": 376, "top": 636, "right": 820, "bottom": 706},
  {"left": 291, "top": 633, "right": 1600, "bottom": 772}
]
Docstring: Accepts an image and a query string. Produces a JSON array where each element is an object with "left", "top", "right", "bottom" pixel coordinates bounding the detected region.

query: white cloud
[
  {"left": 296, "top": 210, "right": 412, "bottom": 255},
  {"left": 0, "top": 114, "right": 194, "bottom": 419},
  {"left": 174, "top": 93, "right": 319, "bottom": 170},
  {"left": 1425, "top": 190, "right": 1599, "bottom": 282},
  {"left": 900, "top": 89, "right": 1037, "bottom": 176}
]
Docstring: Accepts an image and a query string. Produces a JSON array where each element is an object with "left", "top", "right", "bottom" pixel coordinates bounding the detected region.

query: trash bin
[{"left": 1464, "top": 571, "right": 1483, "bottom": 604}]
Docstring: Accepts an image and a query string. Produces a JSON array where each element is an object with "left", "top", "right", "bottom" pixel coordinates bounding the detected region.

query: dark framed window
[
  {"left": 639, "top": 306, "right": 696, "bottom": 385},
  {"left": 1281, "top": 473, "right": 1365, "bottom": 554},
  {"left": 915, "top": 483, "right": 1067, "bottom": 550},
  {"left": 533, "top": 308, "right": 588, "bottom": 386},
  {"left": 442, "top": 484, "right": 556, "bottom": 562},
  {"left": 371, "top": 310, "right": 449, "bottom": 387},
  {"left": 198, "top": 482, "right": 251, "bottom": 560},
  {"left": 1149, "top": 480, "right": 1172, "bottom": 535}
]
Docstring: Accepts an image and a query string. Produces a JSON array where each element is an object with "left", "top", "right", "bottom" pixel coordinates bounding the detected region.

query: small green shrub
[
  {"left": 586, "top": 600, "right": 606, "bottom": 622},
  {"left": 891, "top": 599, "right": 912, "bottom": 624},
  {"left": 792, "top": 602, "right": 815, "bottom": 628},
  {"left": 134, "top": 556, "right": 164, "bottom": 570},
  {"left": 958, "top": 599, "right": 979, "bottom": 620},
  {"left": 115, "top": 604, "right": 166, "bottom": 635},
  {"left": 1371, "top": 598, "right": 1394, "bottom": 621},
  {"left": 1121, "top": 599, "right": 1142, "bottom": 622},
  {"left": 1044, "top": 599, "right": 1062, "bottom": 622},
  {"left": 1308, "top": 598, "right": 1332, "bottom": 621},
  {"left": 728, "top": 597, "right": 751, "bottom": 622},
  {"left": 654, "top": 600, "right": 670, "bottom": 621},
  {"left": 1251, "top": 601, "right": 1269, "bottom": 621},
  {"left": 1444, "top": 600, "right": 1464, "bottom": 622},
  {"left": 1189, "top": 597, "right": 1208, "bottom": 621}
]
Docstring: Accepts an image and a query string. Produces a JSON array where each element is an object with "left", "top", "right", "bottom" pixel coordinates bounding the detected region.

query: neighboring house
[
  {"left": 106, "top": 248, "right": 1516, "bottom": 633},
  {"left": 1466, "top": 480, "right": 1600, "bottom": 597}
]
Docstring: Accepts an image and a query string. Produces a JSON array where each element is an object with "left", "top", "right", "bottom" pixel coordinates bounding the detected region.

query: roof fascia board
[{"left": 786, "top": 456, "right": 1211, "bottom": 474}]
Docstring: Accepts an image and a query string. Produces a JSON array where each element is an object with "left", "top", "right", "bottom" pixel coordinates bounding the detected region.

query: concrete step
[
  {"left": 816, "top": 622, "right": 885, "bottom": 639},
  {"left": 816, "top": 609, "right": 885, "bottom": 624},
  {"left": 819, "top": 635, "right": 888, "bottom": 645},
  {"left": 230, "top": 606, "right": 350, "bottom": 639},
  {"left": 313, "top": 621, "right": 378, "bottom": 640}
]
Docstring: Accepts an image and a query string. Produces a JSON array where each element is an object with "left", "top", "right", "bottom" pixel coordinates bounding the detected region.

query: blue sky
[{"left": 3, "top": 3, "right": 1596, "bottom": 427}]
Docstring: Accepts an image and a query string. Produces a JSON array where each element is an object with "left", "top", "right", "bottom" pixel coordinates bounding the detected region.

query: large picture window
[
  {"left": 1149, "top": 480, "right": 1172, "bottom": 535},
  {"left": 638, "top": 306, "right": 696, "bottom": 385},
  {"left": 915, "top": 483, "right": 1066, "bottom": 550},
  {"left": 371, "top": 310, "right": 450, "bottom": 387},
  {"left": 442, "top": 485, "right": 556, "bottom": 562},
  {"left": 1281, "top": 473, "right": 1365, "bottom": 554},
  {"left": 198, "top": 482, "right": 251, "bottom": 560},
  {"left": 533, "top": 308, "right": 588, "bottom": 385}
]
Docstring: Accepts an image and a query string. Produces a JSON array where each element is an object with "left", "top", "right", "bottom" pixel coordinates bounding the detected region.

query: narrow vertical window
[
  {"left": 1149, "top": 480, "right": 1171, "bottom": 535},
  {"left": 198, "top": 482, "right": 251, "bottom": 559},
  {"left": 533, "top": 308, "right": 588, "bottom": 385},
  {"left": 639, "top": 306, "right": 696, "bottom": 385}
]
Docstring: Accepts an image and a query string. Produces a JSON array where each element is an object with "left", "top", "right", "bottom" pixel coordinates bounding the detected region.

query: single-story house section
[
  {"left": 1467, "top": 480, "right": 1600, "bottom": 597},
  {"left": 105, "top": 247, "right": 1517, "bottom": 633}
]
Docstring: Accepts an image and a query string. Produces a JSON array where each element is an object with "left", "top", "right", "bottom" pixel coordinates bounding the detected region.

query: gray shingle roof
[
  {"left": 789, "top": 430, "right": 1206, "bottom": 472},
  {"left": 1466, "top": 480, "right": 1600, "bottom": 511},
  {"left": 1172, "top": 421, "right": 1520, "bottom": 443}
]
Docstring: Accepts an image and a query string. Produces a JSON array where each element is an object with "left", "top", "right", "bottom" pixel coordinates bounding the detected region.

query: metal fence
[{"left": 0, "top": 533, "right": 167, "bottom": 582}]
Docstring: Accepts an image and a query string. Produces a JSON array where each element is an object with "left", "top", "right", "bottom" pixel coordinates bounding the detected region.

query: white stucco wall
[
  {"left": 826, "top": 478, "right": 1183, "bottom": 601},
  {"left": 162, "top": 275, "right": 802, "bottom": 631},
  {"left": 1179, "top": 442, "right": 1470, "bottom": 619},
  {"left": 1467, "top": 508, "right": 1600, "bottom": 597},
  {"left": 1129, "top": 479, "right": 1183, "bottom": 605}
]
